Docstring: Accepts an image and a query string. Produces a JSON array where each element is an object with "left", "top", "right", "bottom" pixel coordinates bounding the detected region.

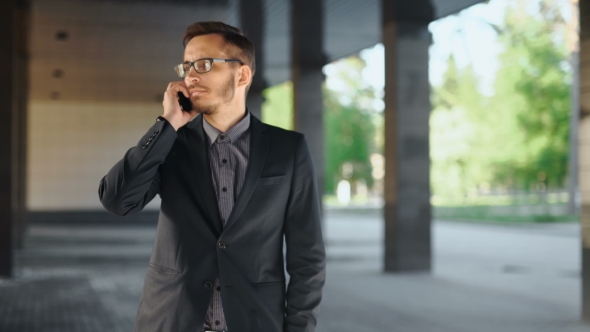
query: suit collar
[
  {"left": 202, "top": 110, "right": 251, "bottom": 146},
  {"left": 182, "top": 114, "right": 223, "bottom": 235},
  {"left": 182, "top": 113, "right": 269, "bottom": 234}
]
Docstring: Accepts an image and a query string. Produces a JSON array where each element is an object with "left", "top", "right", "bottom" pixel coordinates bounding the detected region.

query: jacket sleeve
[
  {"left": 98, "top": 119, "right": 178, "bottom": 216},
  {"left": 283, "top": 135, "right": 326, "bottom": 332}
]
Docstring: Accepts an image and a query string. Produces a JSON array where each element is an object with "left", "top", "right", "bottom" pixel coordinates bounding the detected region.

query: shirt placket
[
  {"left": 217, "top": 136, "right": 234, "bottom": 226},
  {"left": 205, "top": 136, "right": 232, "bottom": 332}
]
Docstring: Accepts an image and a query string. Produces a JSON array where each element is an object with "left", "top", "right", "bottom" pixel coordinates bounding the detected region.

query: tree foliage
[
  {"left": 261, "top": 57, "right": 378, "bottom": 195},
  {"left": 492, "top": 0, "right": 570, "bottom": 189},
  {"left": 324, "top": 89, "right": 375, "bottom": 194},
  {"left": 324, "top": 56, "right": 378, "bottom": 194},
  {"left": 431, "top": 0, "right": 571, "bottom": 200}
]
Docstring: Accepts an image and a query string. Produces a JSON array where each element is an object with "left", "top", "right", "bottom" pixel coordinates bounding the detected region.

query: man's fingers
[
  {"left": 179, "top": 86, "right": 190, "bottom": 98},
  {"left": 167, "top": 82, "right": 189, "bottom": 98}
]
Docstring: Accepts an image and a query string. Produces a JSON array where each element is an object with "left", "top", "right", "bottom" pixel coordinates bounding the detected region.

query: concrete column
[
  {"left": 14, "top": 0, "right": 30, "bottom": 250},
  {"left": 291, "top": 0, "right": 325, "bottom": 200},
  {"left": 568, "top": 0, "right": 580, "bottom": 216},
  {"left": 0, "top": 0, "right": 27, "bottom": 277},
  {"left": 240, "top": 0, "right": 266, "bottom": 120},
  {"left": 579, "top": 0, "right": 590, "bottom": 321},
  {"left": 382, "top": 0, "right": 433, "bottom": 272}
]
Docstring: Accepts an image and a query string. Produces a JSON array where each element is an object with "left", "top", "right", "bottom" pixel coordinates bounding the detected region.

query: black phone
[{"left": 177, "top": 91, "right": 192, "bottom": 112}]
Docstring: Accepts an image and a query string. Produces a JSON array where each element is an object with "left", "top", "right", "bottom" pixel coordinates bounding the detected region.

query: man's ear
[{"left": 237, "top": 66, "right": 252, "bottom": 88}]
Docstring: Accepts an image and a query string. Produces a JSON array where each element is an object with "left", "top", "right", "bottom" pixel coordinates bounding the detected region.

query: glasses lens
[
  {"left": 195, "top": 59, "right": 211, "bottom": 73},
  {"left": 183, "top": 63, "right": 193, "bottom": 75},
  {"left": 174, "top": 64, "right": 186, "bottom": 77}
]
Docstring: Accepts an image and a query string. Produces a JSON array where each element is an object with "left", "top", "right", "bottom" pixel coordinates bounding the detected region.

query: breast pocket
[{"left": 257, "top": 175, "right": 286, "bottom": 186}]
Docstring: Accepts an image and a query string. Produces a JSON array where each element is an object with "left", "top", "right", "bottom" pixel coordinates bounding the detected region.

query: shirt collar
[{"left": 202, "top": 110, "right": 250, "bottom": 146}]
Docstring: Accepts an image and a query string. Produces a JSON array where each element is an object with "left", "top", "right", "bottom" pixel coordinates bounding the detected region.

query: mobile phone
[{"left": 177, "top": 91, "right": 192, "bottom": 112}]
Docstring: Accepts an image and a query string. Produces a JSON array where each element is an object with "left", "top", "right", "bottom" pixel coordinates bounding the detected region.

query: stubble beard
[{"left": 190, "top": 72, "right": 236, "bottom": 115}]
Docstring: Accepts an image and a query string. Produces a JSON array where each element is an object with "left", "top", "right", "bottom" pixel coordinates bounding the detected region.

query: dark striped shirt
[{"left": 201, "top": 112, "right": 250, "bottom": 332}]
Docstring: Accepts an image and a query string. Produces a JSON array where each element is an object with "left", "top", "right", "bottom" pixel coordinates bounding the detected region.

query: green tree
[
  {"left": 324, "top": 89, "right": 375, "bottom": 194},
  {"left": 491, "top": 0, "right": 570, "bottom": 189},
  {"left": 431, "top": 56, "right": 492, "bottom": 200},
  {"left": 430, "top": 0, "right": 571, "bottom": 203},
  {"left": 261, "top": 81, "right": 293, "bottom": 130},
  {"left": 323, "top": 56, "right": 379, "bottom": 194},
  {"left": 262, "top": 56, "right": 380, "bottom": 195}
]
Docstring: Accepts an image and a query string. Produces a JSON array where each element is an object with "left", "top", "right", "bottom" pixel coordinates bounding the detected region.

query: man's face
[{"left": 183, "top": 34, "right": 238, "bottom": 115}]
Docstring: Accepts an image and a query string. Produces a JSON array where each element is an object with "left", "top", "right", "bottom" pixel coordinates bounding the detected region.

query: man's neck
[{"left": 203, "top": 103, "right": 247, "bottom": 133}]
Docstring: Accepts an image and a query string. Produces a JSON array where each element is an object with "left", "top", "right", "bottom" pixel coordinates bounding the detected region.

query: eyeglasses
[{"left": 174, "top": 58, "right": 244, "bottom": 77}]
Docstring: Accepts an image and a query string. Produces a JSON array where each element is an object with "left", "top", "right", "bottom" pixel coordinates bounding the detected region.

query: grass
[{"left": 433, "top": 205, "right": 579, "bottom": 223}]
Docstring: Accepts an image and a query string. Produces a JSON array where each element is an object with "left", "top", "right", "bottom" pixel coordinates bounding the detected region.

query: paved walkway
[{"left": 0, "top": 209, "right": 588, "bottom": 332}]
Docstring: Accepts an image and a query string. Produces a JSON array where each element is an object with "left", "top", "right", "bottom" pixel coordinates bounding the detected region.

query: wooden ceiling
[{"left": 29, "top": 0, "right": 483, "bottom": 103}]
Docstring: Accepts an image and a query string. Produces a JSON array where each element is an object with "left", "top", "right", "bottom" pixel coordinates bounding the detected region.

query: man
[{"left": 98, "top": 21, "right": 325, "bottom": 332}]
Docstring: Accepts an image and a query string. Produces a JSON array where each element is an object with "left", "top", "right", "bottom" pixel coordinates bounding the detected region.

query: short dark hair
[{"left": 182, "top": 21, "right": 256, "bottom": 77}]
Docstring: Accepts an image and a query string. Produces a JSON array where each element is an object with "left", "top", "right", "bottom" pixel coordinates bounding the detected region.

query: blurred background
[{"left": 1, "top": 0, "right": 589, "bottom": 331}]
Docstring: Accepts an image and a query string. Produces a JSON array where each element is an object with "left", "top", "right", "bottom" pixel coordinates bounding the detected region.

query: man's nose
[{"left": 185, "top": 66, "right": 200, "bottom": 81}]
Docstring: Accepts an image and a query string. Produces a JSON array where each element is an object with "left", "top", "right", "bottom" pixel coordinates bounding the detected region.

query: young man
[{"left": 98, "top": 21, "right": 325, "bottom": 332}]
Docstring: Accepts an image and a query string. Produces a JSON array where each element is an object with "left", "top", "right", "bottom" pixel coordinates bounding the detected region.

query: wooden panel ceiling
[
  {"left": 29, "top": 0, "right": 483, "bottom": 103},
  {"left": 30, "top": 0, "right": 235, "bottom": 102}
]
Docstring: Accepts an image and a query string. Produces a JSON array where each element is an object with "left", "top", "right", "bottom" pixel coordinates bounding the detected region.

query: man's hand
[{"left": 162, "top": 81, "right": 198, "bottom": 131}]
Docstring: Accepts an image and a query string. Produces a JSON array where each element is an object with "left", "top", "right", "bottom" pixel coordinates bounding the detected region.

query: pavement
[{"left": 0, "top": 209, "right": 588, "bottom": 332}]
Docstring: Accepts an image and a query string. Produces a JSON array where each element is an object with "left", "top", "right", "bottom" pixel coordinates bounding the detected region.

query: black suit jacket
[{"left": 98, "top": 114, "right": 326, "bottom": 332}]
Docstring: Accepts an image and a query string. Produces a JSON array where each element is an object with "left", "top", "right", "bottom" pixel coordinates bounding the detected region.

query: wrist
[{"left": 161, "top": 114, "right": 181, "bottom": 131}]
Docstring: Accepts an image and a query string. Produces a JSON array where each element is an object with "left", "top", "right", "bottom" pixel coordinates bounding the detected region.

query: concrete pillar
[
  {"left": 240, "top": 0, "right": 266, "bottom": 119},
  {"left": 568, "top": 0, "right": 580, "bottom": 216},
  {"left": 0, "top": 0, "right": 28, "bottom": 277},
  {"left": 579, "top": 0, "right": 590, "bottom": 321},
  {"left": 291, "top": 0, "right": 325, "bottom": 200},
  {"left": 382, "top": 0, "right": 433, "bottom": 272},
  {"left": 15, "top": 0, "right": 30, "bottom": 250}
]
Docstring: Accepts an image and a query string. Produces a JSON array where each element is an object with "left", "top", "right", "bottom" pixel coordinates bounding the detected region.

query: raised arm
[
  {"left": 99, "top": 80, "right": 199, "bottom": 216},
  {"left": 98, "top": 118, "right": 177, "bottom": 216}
]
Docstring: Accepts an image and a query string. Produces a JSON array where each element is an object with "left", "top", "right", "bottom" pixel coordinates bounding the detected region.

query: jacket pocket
[
  {"left": 257, "top": 175, "right": 286, "bottom": 186},
  {"left": 147, "top": 263, "right": 180, "bottom": 275}
]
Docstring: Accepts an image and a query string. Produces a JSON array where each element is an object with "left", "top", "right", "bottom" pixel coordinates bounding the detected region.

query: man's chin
[{"left": 192, "top": 102, "right": 216, "bottom": 116}]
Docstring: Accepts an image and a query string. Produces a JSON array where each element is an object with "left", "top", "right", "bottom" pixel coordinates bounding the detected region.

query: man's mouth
[
  {"left": 190, "top": 90, "right": 207, "bottom": 96},
  {"left": 189, "top": 86, "right": 208, "bottom": 96}
]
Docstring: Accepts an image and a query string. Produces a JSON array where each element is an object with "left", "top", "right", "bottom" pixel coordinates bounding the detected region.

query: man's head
[{"left": 179, "top": 21, "right": 255, "bottom": 115}]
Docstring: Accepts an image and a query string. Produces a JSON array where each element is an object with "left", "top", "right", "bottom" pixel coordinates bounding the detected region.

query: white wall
[{"left": 27, "top": 101, "right": 163, "bottom": 211}]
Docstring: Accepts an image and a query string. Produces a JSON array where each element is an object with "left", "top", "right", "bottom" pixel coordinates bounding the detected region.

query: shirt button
[
  {"left": 218, "top": 242, "right": 226, "bottom": 250},
  {"left": 222, "top": 159, "right": 227, "bottom": 163},
  {"left": 204, "top": 281, "right": 213, "bottom": 289},
  {"left": 215, "top": 320, "right": 220, "bottom": 326},
  {"left": 216, "top": 286, "right": 221, "bottom": 291},
  {"left": 219, "top": 134, "right": 226, "bottom": 140},
  {"left": 222, "top": 187, "right": 227, "bottom": 192}
]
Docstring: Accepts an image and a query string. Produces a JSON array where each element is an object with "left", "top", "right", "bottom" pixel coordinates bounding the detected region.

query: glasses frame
[{"left": 174, "top": 58, "right": 244, "bottom": 77}]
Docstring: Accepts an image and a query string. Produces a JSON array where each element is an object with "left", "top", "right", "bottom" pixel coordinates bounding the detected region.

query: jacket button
[
  {"left": 218, "top": 242, "right": 226, "bottom": 250},
  {"left": 204, "top": 281, "right": 213, "bottom": 289}
]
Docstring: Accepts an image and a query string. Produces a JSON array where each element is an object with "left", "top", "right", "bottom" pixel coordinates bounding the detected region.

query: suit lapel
[
  {"left": 182, "top": 115, "right": 223, "bottom": 235},
  {"left": 223, "top": 116, "right": 269, "bottom": 232}
]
